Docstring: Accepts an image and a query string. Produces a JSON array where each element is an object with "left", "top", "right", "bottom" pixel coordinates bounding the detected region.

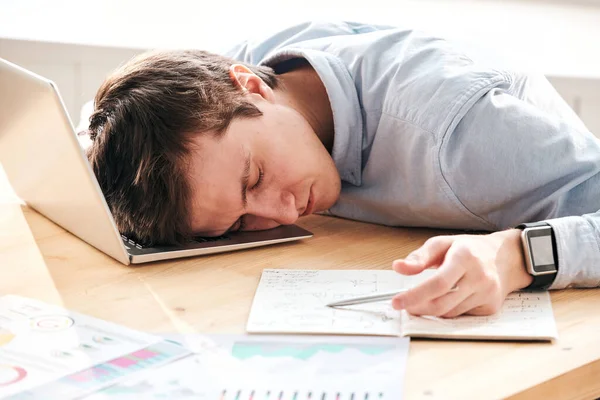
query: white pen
[{"left": 326, "top": 286, "right": 459, "bottom": 307}]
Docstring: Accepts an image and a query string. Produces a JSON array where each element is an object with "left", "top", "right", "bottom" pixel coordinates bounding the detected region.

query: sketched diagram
[{"left": 29, "top": 315, "right": 75, "bottom": 332}]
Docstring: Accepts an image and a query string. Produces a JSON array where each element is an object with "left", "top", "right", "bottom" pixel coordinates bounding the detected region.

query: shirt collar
[{"left": 260, "top": 48, "right": 363, "bottom": 186}]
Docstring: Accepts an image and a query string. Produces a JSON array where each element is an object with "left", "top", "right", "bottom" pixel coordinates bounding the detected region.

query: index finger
[{"left": 393, "top": 248, "right": 465, "bottom": 309}]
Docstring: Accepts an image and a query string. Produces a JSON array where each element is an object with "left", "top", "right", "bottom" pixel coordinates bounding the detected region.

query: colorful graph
[
  {"left": 68, "top": 336, "right": 407, "bottom": 400},
  {"left": 0, "top": 365, "right": 27, "bottom": 387},
  {"left": 12, "top": 341, "right": 191, "bottom": 398},
  {"left": 30, "top": 315, "right": 74, "bottom": 332},
  {"left": 231, "top": 342, "right": 395, "bottom": 361},
  {"left": 66, "top": 348, "right": 172, "bottom": 386}
]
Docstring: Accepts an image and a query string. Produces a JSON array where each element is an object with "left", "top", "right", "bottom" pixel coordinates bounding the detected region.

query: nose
[{"left": 247, "top": 189, "right": 299, "bottom": 226}]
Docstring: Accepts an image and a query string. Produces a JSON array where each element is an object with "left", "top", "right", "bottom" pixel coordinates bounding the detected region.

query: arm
[{"left": 392, "top": 73, "right": 600, "bottom": 316}]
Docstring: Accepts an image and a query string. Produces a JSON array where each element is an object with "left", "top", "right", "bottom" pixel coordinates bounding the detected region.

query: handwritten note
[
  {"left": 402, "top": 292, "right": 558, "bottom": 340},
  {"left": 246, "top": 270, "right": 558, "bottom": 341},
  {"left": 247, "top": 269, "right": 413, "bottom": 336}
]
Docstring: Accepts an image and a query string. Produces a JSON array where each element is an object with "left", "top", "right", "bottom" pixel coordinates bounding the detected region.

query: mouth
[{"left": 302, "top": 186, "right": 315, "bottom": 217}]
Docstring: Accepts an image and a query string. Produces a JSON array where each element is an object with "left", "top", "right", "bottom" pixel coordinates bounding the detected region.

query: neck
[{"left": 273, "top": 61, "right": 334, "bottom": 153}]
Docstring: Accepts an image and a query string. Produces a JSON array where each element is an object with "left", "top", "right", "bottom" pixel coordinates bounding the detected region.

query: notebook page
[
  {"left": 246, "top": 269, "right": 436, "bottom": 336},
  {"left": 401, "top": 291, "right": 558, "bottom": 341}
]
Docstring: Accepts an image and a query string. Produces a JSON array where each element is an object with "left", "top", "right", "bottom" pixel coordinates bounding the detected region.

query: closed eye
[
  {"left": 252, "top": 168, "right": 264, "bottom": 191},
  {"left": 235, "top": 168, "right": 263, "bottom": 232}
]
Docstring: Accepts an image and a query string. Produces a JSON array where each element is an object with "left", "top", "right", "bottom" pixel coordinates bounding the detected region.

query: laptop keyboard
[{"left": 121, "top": 235, "right": 144, "bottom": 249}]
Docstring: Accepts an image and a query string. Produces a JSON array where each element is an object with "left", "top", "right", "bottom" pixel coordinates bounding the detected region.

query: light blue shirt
[{"left": 226, "top": 21, "right": 600, "bottom": 289}]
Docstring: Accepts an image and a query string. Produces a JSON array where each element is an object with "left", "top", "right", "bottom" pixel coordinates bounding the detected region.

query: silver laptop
[{"left": 0, "top": 57, "right": 312, "bottom": 265}]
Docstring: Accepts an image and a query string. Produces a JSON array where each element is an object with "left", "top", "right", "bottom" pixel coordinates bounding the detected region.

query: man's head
[{"left": 87, "top": 50, "right": 341, "bottom": 245}]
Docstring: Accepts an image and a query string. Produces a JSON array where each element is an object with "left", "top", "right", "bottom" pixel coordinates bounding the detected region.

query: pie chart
[
  {"left": 0, "top": 365, "right": 27, "bottom": 387},
  {"left": 30, "top": 315, "right": 74, "bottom": 332}
]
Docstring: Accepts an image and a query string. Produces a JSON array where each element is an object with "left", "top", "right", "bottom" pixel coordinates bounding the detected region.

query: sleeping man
[{"left": 83, "top": 21, "right": 600, "bottom": 318}]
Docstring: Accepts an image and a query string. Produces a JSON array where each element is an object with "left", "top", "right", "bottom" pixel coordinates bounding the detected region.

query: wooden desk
[{"left": 1, "top": 180, "right": 599, "bottom": 399}]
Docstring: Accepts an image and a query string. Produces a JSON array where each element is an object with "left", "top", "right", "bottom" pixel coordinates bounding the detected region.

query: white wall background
[{"left": 1, "top": 0, "right": 599, "bottom": 132}]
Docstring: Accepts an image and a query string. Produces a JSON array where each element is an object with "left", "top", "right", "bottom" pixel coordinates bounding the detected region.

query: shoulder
[{"left": 223, "top": 21, "right": 397, "bottom": 63}]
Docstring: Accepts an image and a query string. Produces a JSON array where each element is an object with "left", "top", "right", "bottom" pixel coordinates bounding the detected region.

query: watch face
[
  {"left": 529, "top": 235, "right": 554, "bottom": 266},
  {"left": 525, "top": 226, "right": 557, "bottom": 274}
]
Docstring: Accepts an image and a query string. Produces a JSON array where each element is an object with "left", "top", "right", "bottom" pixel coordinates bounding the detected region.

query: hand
[{"left": 391, "top": 229, "right": 533, "bottom": 318}]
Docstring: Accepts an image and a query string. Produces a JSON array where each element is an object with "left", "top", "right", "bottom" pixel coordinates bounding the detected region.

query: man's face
[{"left": 188, "top": 94, "right": 341, "bottom": 237}]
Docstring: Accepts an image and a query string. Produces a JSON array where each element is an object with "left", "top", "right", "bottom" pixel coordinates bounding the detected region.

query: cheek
[{"left": 268, "top": 141, "right": 313, "bottom": 181}]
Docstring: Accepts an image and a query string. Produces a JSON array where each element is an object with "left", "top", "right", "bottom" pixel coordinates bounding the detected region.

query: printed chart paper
[
  {"left": 0, "top": 295, "right": 189, "bottom": 399},
  {"left": 83, "top": 334, "right": 410, "bottom": 400}
]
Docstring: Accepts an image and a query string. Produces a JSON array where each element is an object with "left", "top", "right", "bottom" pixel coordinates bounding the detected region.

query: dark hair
[{"left": 86, "top": 49, "right": 279, "bottom": 245}]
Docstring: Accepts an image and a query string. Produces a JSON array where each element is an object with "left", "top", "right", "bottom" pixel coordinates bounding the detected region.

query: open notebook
[{"left": 246, "top": 269, "right": 558, "bottom": 341}]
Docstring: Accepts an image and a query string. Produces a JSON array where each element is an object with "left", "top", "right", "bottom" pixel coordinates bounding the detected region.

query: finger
[
  {"left": 440, "top": 293, "right": 481, "bottom": 318},
  {"left": 392, "top": 236, "right": 454, "bottom": 275},
  {"left": 391, "top": 260, "right": 425, "bottom": 276},
  {"left": 464, "top": 299, "right": 504, "bottom": 316},
  {"left": 398, "top": 277, "right": 473, "bottom": 316},
  {"left": 393, "top": 243, "right": 467, "bottom": 310},
  {"left": 441, "top": 284, "right": 506, "bottom": 318}
]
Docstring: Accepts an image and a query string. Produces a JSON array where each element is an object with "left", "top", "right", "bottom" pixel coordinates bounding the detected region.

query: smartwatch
[{"left": 516, "top": 222, "right": 558, "bottom": 290}]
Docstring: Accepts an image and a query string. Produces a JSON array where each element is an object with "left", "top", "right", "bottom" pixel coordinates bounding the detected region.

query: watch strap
[
  {"left": 516, "top": 222, "right": 558, "bottom": 290},
  {"left": 516, "top": 221, "right": 551, "bottom": 229},
  {"left": 524, "top": 270, "right": 555, "bottom": 290}
]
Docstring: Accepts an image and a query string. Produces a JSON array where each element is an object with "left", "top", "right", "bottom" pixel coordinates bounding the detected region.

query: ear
[{"left": 229, "top": 64, "right": 275, "bottom": 101}]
